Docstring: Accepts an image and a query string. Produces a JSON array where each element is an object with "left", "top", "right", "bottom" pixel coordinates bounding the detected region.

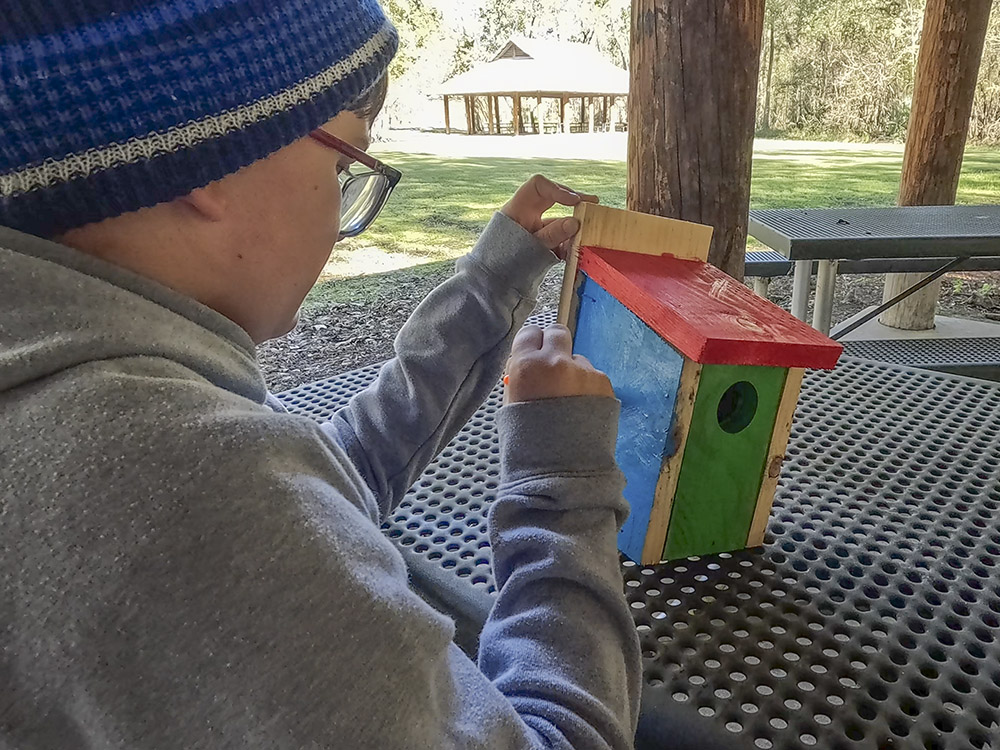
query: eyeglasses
[{"left": 308, "top": 129, "right": 402, "bottom": 239}]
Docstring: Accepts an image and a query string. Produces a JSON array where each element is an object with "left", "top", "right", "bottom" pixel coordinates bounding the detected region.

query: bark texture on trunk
[
  {"left": 628, "top": 0, "right": 766, "bottom": 279},
  {"left": 880, "top": 0, "right": 992, "bottom": 331}
]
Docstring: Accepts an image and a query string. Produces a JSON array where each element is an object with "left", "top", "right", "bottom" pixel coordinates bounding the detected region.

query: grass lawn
[{"left": 307, "top": 142, "right": 1000, "bottom": 307}]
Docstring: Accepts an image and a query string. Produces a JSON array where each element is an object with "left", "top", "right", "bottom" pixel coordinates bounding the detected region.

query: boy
[{"left": 1, "top": 2, "right": 640, "bottom": 747}]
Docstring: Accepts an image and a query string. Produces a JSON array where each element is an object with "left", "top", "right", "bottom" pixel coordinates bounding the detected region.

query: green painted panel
[{"left": 662, "top": 364, "right": 788, "bottom": 560}]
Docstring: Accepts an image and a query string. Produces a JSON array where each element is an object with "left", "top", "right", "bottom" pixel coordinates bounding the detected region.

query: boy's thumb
[{"left": 534, "top": 217, "right": 580, "bottom": 250}]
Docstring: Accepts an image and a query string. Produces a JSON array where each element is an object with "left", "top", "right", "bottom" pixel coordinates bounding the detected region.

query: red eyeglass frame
[{"left": 308, "top": 129, "right": 402, "bottom": 238}]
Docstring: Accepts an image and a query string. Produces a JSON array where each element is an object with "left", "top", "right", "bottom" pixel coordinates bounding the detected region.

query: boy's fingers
[
  {"left": 529, "top": 175, "right": 580, "bottom": 210},
  {"left": 542, "top": 324, "right": 574, "bottom": 354},
  {"left": 510, "top": 325, "right": 544, "bottom": 356},
  {"left": 553, "top": 182, "right": 599, "bottom": 205},
  {"left": 534, "top": 217, "right": 581, "bottom": 251}
]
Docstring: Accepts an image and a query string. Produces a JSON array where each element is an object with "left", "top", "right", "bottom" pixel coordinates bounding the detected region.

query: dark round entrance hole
[{"left": 718, "top": 381, "right": 759, "bottom": 434}]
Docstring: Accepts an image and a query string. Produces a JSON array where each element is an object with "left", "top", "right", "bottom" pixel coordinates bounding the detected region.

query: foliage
[
  {"left": 383, "top": 0, "right": 443, "bottom": 82},
  {"left": 759, "top": 0, "right": 1000, "bottom": 144},
  {"left": 378, "top": 0, "right": 999, "bottom": 145},
  {"left": 475, "top": 0, "right": 630, "bottom": 67}
]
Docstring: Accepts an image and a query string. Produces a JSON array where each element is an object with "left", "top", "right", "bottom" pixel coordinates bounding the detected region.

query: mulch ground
[{"left": 257, "top": 264, "right": 1000, "bottom": 393}]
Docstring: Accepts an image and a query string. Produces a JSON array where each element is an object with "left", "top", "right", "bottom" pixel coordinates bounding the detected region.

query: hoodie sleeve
[
  {"left": 321, "top": 211, "right": 557, "bottom": 519},
  {"left": 17, "top": 396, "right": 638, "bottom": 750}
]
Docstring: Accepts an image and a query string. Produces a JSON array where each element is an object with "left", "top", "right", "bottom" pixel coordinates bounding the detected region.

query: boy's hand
[
  {"left": 501, "top": 175, "right": 598, "bottom": 260},
  {"left": 504, "top": 324, "right": 614, "bottom": 404}
]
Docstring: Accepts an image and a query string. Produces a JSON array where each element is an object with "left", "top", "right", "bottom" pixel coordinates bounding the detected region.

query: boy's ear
[{"left": 178, "top": 184, "right": 227, "bottom": 222}]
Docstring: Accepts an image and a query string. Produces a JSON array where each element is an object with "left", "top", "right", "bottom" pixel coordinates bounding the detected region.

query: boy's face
[
  {"left": 57, "top": 108, "right": 373, "bottom": 344},
  {"left": 218, "top": 109, "right": 370, "bottom": 342}
]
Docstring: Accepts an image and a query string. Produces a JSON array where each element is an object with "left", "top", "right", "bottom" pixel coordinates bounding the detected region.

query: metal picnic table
[
  {"left": 277, "top": 312, "right": 1000, "bottom": 750},
  {"left": 748, "top": 205, "right": 1000, "bottom": 336}
]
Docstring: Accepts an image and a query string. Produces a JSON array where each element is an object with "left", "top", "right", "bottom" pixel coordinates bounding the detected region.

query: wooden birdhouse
[{"left": 559, "top": 204, "right": 842, "bottom": 565}]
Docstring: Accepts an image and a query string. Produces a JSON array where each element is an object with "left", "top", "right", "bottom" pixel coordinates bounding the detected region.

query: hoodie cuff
[
  {"left": 461, "top": 212, "right": 559, "bottom": 299},
  {"left": 497, "top": 396, "right": 621, "bottom": 482}
]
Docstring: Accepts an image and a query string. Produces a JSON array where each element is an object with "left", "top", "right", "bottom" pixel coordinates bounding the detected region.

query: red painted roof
[{"left": 578, "top": 247, "right": 843, "bottom": 369}]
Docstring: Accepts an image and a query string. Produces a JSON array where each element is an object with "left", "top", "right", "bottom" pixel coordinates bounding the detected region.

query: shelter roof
[{"left": 439, "top": 37, "right": 629, "bottom": 97}]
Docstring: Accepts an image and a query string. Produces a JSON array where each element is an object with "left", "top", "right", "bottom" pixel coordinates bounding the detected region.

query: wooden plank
[
  {"left": 571, "top": 278, "right": 689, "bottom": 563},
  {"left": 746, "top": 368, "right": 804, "bottom": 547},
  {"left": 578, "top": 247, "right": 843, "bottom": 369},
  {"left": 662, "top": 364, "right": 787, "bottom": 561},
  {"left": 641, "top": 358, "right": 702, "bottom": 565},
  {"left": 557, "top": 203, "right": 713, "bottom": 326}
]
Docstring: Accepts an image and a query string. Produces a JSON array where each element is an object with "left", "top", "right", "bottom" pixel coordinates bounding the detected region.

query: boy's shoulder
[{"left": 3, "top": 353, "right": 377, "bottom": 527}]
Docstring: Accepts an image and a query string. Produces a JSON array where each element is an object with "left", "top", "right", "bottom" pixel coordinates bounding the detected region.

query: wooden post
[
  {"left": 493, "top": 96, "right": 500, "bottom": 133},
  {"left": 443, "top": 95, "right": 451, "bottom": 134},
  {"left": 602, "top": 95, "right": 609, "bottom": 129},
  {"left": 628, "top": 0, "right": 766, "bottom": 280},
  {"left": 464, "top": 95, "right": 472, "bottom": 135},
  {"left": 536, "top": 96, "right": 542, "bottom": 134},
  {"left": 761, "top": 16, "right": 775, "bottom": 131},
  {"left": 513, "top": 95, "right": 521, "bottom": 136},
  {"left": 559, "top": 96, "right": 567, "bottom": 132},
  {"left": 588, "top": 97, "right": 595, "bottom": 132},
  {"left": 880, "top": 0, "right": 993, "bottom": 331},
  {"left": 487, "top": 96, "right": 495, "bottom": 135}
]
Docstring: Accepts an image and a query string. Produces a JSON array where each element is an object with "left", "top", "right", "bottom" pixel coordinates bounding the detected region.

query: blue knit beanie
[{"left": 0, "top": 1, "right": 398, "bottom": 237}]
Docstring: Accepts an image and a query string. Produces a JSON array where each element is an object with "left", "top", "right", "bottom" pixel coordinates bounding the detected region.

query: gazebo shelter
[{"left": 438, "top": 38, "right": 629, "bottom": 136}]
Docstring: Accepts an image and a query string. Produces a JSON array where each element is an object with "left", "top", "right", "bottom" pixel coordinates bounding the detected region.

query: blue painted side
[{"left": 572, "top": 277, "right": 685, "bottom": 562}]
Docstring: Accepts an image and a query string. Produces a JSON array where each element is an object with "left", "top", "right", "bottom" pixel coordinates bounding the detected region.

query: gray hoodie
[{"left": 0, "top": 214, "right": 641, "bottom": 749}]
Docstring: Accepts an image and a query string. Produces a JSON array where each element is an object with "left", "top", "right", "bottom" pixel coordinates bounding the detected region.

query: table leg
[
  {"left": 752, "top": 277, "right": 771, "bottom": 299},
  {"left": 791, "top": 260, "right": 811, "bottom": 321},
  {"left": 811, "top": 260, "right": 839, "bottom": 335}
]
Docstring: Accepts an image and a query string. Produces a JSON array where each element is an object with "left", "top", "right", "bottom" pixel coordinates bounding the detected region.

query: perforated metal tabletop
[
  {"left": 748, "top": 205, "right": 1000, "bottom": 261},
  {"left": 277, "top": 316, "right": 1000, "bottom": 750}
]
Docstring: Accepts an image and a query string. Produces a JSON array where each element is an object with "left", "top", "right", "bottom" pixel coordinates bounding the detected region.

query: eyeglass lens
[{"left": 339, "top": 172, "right": 391, "bottom": 239}]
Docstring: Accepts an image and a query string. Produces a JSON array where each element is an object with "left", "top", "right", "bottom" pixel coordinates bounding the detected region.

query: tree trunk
[
  {"left": 628, "top": 0, "right": 766, "bottom": 279},
  {"left": 443, "top": 95, "right": 451, "bottom": 134},
  {"left": 880, "top": 0, "right": 992, "bottom": 331},
  {"left": 762, "top": 18, "right": 775, "bottom": 131}
]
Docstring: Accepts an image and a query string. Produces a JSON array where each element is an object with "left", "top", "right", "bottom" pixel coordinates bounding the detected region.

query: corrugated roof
[{"left": 439, "top": 37, "right": 629, "bottom": 97}]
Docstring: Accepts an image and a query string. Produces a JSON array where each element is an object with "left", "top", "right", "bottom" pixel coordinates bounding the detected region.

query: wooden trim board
[
  {"left": 641, "top": 359, "right": 703, "bottom": 564},
  {"left": 558, "top": 203, "right": 714, "bottom": 326},
  {"left": 746, "top": 368, "right": 805, "bottom": 547}
]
